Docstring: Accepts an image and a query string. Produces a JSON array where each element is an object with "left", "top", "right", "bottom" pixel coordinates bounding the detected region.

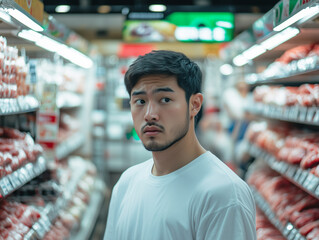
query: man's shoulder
[
  {"left": 191, "top": 152, "right": 254, "bottom": 209},
  {"left": 118, "top": 158, "right": 152, "bottom": 182}
]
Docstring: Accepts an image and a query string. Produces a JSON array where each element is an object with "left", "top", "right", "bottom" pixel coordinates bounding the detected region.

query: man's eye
[
  {"left": 161, "top": 98, "right": 171, "bottom": 103},
  {"left": 136, "top": 99, "right": 145, "bottom": 105}
]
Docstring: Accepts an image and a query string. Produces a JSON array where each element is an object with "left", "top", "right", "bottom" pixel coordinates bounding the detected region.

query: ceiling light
[
  {"left": 274, "top": 5, "right": 319, "bottom": 31},
  {"left": 260, "top": 27, "right": 300, "bottom": 50},
  {"left": 122, "top": 7, "right": 130, "bottom": 15},
  {"left": 55, "top": 5, "right": 71, "bottom": 13},
  {"left": 8, "top": 9, "right": 43, "bottom": 32},
  {"left": 58, "top": 46, "right": 93, "bottom": 69},
  {"left": 18, "top": 29, "right": 42, "bottom": 42},
  {"left": 216, "top": 21, "right": 233, "bottom": 29},
  {"left": 219, "top": 64, "right": 233, "bottom": 75},
  {"left": 149, "top": 4, "right": 167, "bottom": 12},
  {"left": 233, "top": 54, "right": 249, "bottom": 67},
  {"left": 98, "top": 5, "right": 111, "bottom": 14},
  {"left": 35, "top": 35, "right": 62, "bottom": 52},
  {"left": 0, "top": 10, "right": 12, "bottom": 23},
  {"left": 242, "top": 44, "right": 266, "bottom": 60}
]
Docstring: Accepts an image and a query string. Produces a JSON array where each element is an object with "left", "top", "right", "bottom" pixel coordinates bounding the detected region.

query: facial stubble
[{"left": 142, "top": 109, "right": 190, "bottom": 152}]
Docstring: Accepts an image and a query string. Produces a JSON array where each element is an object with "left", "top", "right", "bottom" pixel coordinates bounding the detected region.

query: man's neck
[{"left": 151, "top": 132, "right": 206, "bottom": 176}]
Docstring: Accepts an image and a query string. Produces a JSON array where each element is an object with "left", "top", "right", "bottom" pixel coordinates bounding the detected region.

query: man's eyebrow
[
  {"left": 153, "top": 87, "right": 175, "bottom": 94},
  {"left": 131, "top": 87, "right": 174, "bottom": 96},
  {"left": 131, "top": 90, "right": 146, "bottom": 96}
]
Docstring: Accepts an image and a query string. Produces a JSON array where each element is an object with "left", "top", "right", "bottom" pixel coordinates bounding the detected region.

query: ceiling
[{"left": 44, "top": 0, "right": 280, "bottom": 41}]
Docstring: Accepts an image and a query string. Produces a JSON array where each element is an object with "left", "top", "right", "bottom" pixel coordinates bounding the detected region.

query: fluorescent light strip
[
  {"left": 8, "top": 9, "right": 43, "bottom": 32},
  {"left": 261, "top": 27, "right": 300, "bottom": 50},
  {"left": 17, "top": 30, "right": 93, "bottom": 69},
  {"left": 233, "top": 54, "right": 249, "bottom": 67},
  {"left": 274, "top": 5, "right": 319, "bottom": 31},
  {"left": 242, "top": 44, "right": 266, "bottom": 60},
  {"left": 0, "top": 10, "right": 12, "bottom": 23},
  {"left": 58, "top": 46, "right": 93, "bottom": 69},
  {"left": 36, "top": 35, "right": 62, "bottom": 52},
  {"left": 18, "top": 30, "right": 43, "bottom": 42}
]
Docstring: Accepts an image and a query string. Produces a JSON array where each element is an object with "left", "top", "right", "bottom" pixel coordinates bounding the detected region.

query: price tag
[
  {"left": 303, "top": 174, "right": 313, "bottom": 189},
  {"left": 8, "top": 172, "right": 21, "bottom": 189},
  {"left": 32, "top": 222, "right": 46, "bottom": 239},
  {"left": 0, "top": 177, "right": 13, "bottom": 196},
  {"left": 39, "top": 215, "right": 51, "bottom": 232},
  {"left": 286, "top": 166, "right": 297, "bottom": 178},
  {"left": 298, "top": 171, "right": 309, "bottom": 185},
  {"left": 288, "top": 229, "right": 298, "bottom": 240},
  {"left": 306, "top": 107, "right": 316, "bottom": 122},
  {"left": 18, "top": 168, "right": 28, "bottom": 185},
  {"left": 315, "top": 185, "right": 319, "bottom": 197},
  {"left": 313, "top": 109, "right": 319, "bottom": 123},
  {"left": 293, "top": 232, "right": 302, "bottom": 240},
  {"left": 294, "top": 168, "right": 302, "bottom": 181},
  {"left": 283, "top": 223, "right": 294, "bottom": 237}
]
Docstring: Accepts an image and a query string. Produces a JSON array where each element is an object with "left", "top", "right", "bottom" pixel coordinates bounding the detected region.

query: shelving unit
[
  {"left": 248, "top": 143, "right": 319, "bottom": 199},
  {"left": 69, "top": 179, "right": 106, "bottom": 240},
  {"left": 0, "top": 2, "right": 103, "bottom": 240},
  {"left": 246, "top": 55, "right": 319, "bottom": 85},
  {"left": 56, "top": 131, "right": 85, "bottom": 160},
  {"left": 57, "top": 91, "right": 83, "bottom": 109},
  {"left": 246, "top": 101, "right": 319, "bottom": 126},
  {"left": 0, "top": 96, "right": 39, "bottom": 115},
  {"left": 222, "top": 1, "right": 319, "bottom": 239},
  {"left": 0, "top": 156, "right": 47, "bottom": 198},
  {"left": 251, "top": 187, "right": 306, "bottom": 240}
]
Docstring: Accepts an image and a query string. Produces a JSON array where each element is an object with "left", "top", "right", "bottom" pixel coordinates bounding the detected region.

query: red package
[{"left": 301, "top": 150, "right": 319, "bottom": 169}]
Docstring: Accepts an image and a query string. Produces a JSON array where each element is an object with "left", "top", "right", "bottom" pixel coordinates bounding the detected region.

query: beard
[{"left": 142, "top": 110, "right": 189, "bottom": 152}]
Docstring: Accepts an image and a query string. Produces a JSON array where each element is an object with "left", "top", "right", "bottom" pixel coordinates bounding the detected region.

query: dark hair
[{"left": 124, "top": 50, "right": 202, "bottom": 101}]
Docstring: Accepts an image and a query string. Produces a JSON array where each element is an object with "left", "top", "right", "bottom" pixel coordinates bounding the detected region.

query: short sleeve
[{"left": 196, "top": 203, "right": 256, "bottom": 240}]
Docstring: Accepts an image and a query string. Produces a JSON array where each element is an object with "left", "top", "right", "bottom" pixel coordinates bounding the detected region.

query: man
[{"left": 104, "top": 50, "right": 256, "bottom": 240}]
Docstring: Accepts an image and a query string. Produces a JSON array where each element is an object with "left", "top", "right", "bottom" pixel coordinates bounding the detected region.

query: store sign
[
  {"left": 14, "top": 0, "right": 44, "bottom": 23},
  {"left": 274, "top": 0, "right": 316, "bottom": 27}
]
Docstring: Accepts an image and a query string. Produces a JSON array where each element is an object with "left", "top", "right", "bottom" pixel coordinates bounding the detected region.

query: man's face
[{"left": 130, "top": 75, "right": 189, "bottom": 151}]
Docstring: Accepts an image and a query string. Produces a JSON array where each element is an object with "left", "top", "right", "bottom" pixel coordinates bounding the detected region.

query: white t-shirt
[{"left": 104, "top": 151, "right": 256, "bottom": 240}]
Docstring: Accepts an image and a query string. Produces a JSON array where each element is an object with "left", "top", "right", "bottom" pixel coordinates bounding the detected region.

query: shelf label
[
  {"left": 274, "top": 0, "right": 316, "bottom": 28},
  {"left": 0, "top": 177, "right": 13, "bottom": 196},
  {"left": 14, "top": 0, "right": 44, "bottom": 24}
]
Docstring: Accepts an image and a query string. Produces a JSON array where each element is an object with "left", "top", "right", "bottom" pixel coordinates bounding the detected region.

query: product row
[
  {"left": 0, "top": 156, "right": 104, "bottom": 240},
  {"left": 246, "top": 43, "right": 319, "bottom": 82},
  {"left": 245, "top": 121, "right": 319, "bottom": 172},
  {"left": 248, "top": 167, "right": 319, "bottom": 240}
]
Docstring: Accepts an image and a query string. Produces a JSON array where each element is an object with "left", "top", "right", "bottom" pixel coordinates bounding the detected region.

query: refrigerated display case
[{"left": 0, "top": 1, "right": 107, "bottom": 239}]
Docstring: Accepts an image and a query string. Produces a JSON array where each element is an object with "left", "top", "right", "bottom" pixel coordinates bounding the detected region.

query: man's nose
[{"left": 144, "top": 101, "right": 159, "bottom": 122}]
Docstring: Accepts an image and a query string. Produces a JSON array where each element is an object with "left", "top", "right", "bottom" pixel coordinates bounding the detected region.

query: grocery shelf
[
  {"left": 25, "top": 158, "right": 89, "bottom": 239},
  {"left": 251, "top": 186, "right": 306, "bottom": 240},
  {"left": 0, "top": 96, "right": 39, "bottom": 115},
  {"left": 70, "top": 179, "right": 106, "bottom": 240},
  {"left": 246, "top": 55, "right": 319, "bottom": 85},
  {"left": 57, "top": 92, "right": 83, "bottom": 109},
  {"left": 56, "top": 131, "right": 85, "bottom": 160},
  {"left": 246, "top": 101, "right": 319, "bottom": 126},
  {"left": 0, "top": 156, "right": 47, "bottom": 199},
  {"left": 248, "top": 143, "right": 319, "bottom": 200}
]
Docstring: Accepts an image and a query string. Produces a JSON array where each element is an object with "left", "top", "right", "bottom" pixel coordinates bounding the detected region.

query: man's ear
[{"left": 190, "top": 93, "right": 203, "bottom": 118}]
